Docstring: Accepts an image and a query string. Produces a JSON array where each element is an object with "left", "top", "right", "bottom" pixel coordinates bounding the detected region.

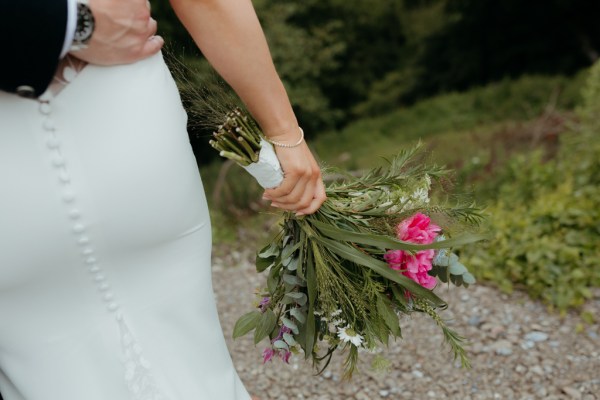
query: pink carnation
[
  {"left": 396, "top": 212, "right": 440, "bottom": 244},
  {"left": 384, "top": 213, "right": 440, "bottom": 289}
]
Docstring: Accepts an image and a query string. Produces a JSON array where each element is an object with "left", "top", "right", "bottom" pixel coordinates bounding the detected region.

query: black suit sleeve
[{"left": 0, "top": 0, "right": 68, "bottom": 97}]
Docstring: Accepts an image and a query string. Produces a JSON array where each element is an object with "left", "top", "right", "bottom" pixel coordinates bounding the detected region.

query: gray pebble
[{"left": 524, "top": 331, "right": 549, "bottom": 342}]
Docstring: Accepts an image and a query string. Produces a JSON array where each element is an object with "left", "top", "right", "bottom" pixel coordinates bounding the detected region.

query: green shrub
[
  {"left": 314, "top": 72, "right": 586, "bottom": 169},
  {"left": 461, "top": 62, "right": 600, "bottom": 313}
]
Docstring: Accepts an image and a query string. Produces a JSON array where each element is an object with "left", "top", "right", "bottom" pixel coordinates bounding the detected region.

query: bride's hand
[{"left": 263, "top": 143, "right": 326, "bottom": 215}]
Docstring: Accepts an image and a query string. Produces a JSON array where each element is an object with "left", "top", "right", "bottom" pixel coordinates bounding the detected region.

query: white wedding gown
[{"left": 0, "top": 53, "right": 251, "bottom": 400}]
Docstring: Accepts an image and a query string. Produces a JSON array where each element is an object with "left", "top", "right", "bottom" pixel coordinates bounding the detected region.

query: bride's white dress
[{"left": 0, "top": 53, "right": 251, "bottom": 400}]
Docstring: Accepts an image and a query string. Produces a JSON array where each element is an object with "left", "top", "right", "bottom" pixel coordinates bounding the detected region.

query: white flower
[
  {"left": 337, "top": 326, "right": 364, "bottom": 347},
  {"left": 330, "top": 309, "right": 342, "bottom": 317}
]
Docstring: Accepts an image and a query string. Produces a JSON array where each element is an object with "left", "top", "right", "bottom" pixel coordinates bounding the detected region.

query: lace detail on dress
[{"left": 117, "top": 313, "right": 170, "bottom": 400}]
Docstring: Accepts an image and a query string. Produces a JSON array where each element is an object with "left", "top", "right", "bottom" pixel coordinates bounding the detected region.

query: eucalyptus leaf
[
  {"left": 290, "top": 308, "right": 307, "bottom": 324},
  {"left": 285, "top": 292, "right": 307, "bottom": 306},
  {"left": 281, "top": 241, "right": 302, "bottom": 261},
  {"left": 463, "top": 272, "right": 476, "bottom": 284},
  {"left": 267, "top": 263, "right": 282, "bottom": 293},
  {"left": 283, "top": 274, "right": 302, "bottom": 286},
  {"left": 448, "top": 262, "right": 468, "bottom": 275},
  {"left": 273, "top": 340, "right": 289, "bottom": 350},
  {"left": 256, "top": 256, "right": 274, "bottom": 273},
  {"left": 282, "top": 317, "right": 299, "bottom": 334},
  {"left": 254, "top": 309, "right": 277, "bottom": 344},
  {"left": 258, "top": 243, "right": 279, "bottom": 258},
  {"left": 283, "top": 333, "right": 297, "bottom": 346},
  {"left": 286, "top": 256, "right": 300, "bottom": 271},
  {"left": 232, "top": 311, "right": 261, "bottom": 339}
]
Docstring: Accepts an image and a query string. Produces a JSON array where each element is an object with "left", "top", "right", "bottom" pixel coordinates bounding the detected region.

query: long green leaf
[
  {"left": 313, "top": 236, "right": 446, "bottom": 306},
  {"left": 310, "top": 219, "right": 488, "bottom": 251},
  {"left": 304, "top": 248, "right": 317, "bottom": 358}
]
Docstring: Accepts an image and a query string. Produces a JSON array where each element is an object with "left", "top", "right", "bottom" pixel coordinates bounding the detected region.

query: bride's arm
[{"left": 170, "top": 0, "right": 326, "bottom": 215}]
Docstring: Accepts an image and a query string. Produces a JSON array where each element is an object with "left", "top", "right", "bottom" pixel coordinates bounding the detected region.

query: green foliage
[
  {"left": 461, "top": 62, "right": 600, "bottom": 313},
  {"left": 314, "top": 73, "right": 585, "bottom": 169},
  {"left": 155, "top": 0, "right": 598, "bottom": 133}
]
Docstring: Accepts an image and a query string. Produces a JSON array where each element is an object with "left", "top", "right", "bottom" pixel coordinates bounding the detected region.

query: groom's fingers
[
  {"left": 73, "top": 0, "right": 164, "bottom": 65},
  {"left": 140, "top": 35, "right": 165, "bottom": 59}
]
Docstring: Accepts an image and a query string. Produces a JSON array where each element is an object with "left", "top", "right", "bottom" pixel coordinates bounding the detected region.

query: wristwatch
[{"left": 70, "top": 1, "right": 95, "bottom": 51}]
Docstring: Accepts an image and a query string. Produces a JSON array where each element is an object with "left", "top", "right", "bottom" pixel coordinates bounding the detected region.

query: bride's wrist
[{"left": 266, "top": 127, "right": 304, "bottom": 148}]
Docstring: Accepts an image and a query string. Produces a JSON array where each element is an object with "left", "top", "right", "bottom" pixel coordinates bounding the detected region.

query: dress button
[
  {"left": 103, "top": 292, "right": 114, "bottom": 301},
  {"left": 85, "top": 256, "right": 97, "bottom": 264},
  {"left": 82, "top": 248, "right": 94, "bottom": 256},
  {"left": 39, "top": 102, "right": 52, "bottom": 115},
  {"left": 94, "top": 274, "right": 105, "bottom": 282},
  {"left": 89, "top": 266, "right": 100, "bottom": 273},
  {"left": 78, "top": 236, "right": 90, "bottom": 245},
  {"left": 59, "top": 171, "right": 71, "bottom": 183},
  {"left": 63, "top": 66, "right": 77, "bottom": 82},
  {"left": 98, "top": 283, "right": 110, "bottom": 291},
  {"left": 107, "top": 303, "right": 119, "bottom": 312},
  {"left": 53, "top": 156, "right": 65, "bottom": 167},
  {"left": 46, "top": 137, "right": 60, "bottom": 149},
  {"left": 68, "top": 209, "right": 81, "bottom": 219},
  {"left": 16, "top": 85, "right": 36, "bottom": 98},
  {"left": 43, "top": 118, "right": 55, "bottom": 131},
  {"left": 72, "top": 223, "right": 85, "bottom": 233},
  {"left": 63, "top": 191, "right": 75, "bottom": 203}
]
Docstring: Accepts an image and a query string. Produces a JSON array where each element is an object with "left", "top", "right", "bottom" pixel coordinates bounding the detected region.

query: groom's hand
[{"left": 72, "top": 0, "right": 164, "bottom": 65}]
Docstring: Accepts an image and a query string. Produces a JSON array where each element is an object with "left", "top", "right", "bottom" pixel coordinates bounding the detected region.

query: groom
[{"left": 0, "top": 0, "right": 164, "bottom": 97}]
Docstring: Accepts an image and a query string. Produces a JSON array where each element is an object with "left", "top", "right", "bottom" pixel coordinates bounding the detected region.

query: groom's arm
[
  {"left": 0, "top": 0, "right": 164, "bottom": 98},
  {"left": 0, "top": 0, "right": 68, "bottom": 97}
]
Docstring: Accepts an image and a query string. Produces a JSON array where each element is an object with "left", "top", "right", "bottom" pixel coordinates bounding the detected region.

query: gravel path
[{"left": 212, "top": 249, "right": 600, "bottom": 400}]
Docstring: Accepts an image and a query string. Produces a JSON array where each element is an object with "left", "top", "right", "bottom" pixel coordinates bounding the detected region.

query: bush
[{"left": 461, "top": 62, "right": 600, "bottom": 313}]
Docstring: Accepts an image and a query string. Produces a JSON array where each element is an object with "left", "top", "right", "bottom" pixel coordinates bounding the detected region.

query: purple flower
[
  {"left": 259, "top": 297, "right": 270, "bottom": 313},
  {"left": 272, "top": 325, "right": 292, "bottom": 342}
]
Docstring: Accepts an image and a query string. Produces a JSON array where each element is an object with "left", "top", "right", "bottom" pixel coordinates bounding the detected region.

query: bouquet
[{"left": 206, "top": 106, "right": 486, "bottom": 378}]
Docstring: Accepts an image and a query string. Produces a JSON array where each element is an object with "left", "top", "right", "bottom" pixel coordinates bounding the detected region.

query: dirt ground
[{"left": 212, "top": 249, "right": 600, "bottom": 400}]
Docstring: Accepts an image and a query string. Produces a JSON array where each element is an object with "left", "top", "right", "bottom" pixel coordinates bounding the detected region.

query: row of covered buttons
[{"left": 39, "top": 97, "right": 120, "bottom": 315}]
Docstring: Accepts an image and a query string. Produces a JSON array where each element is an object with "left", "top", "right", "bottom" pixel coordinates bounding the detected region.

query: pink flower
[
  {"left": 280, "top": 350, "right": 292, "bottom": 364},
  {"left": 396, "top": 213, "right": 440, "bottom": 244},
  {"left": 262, "top": 348, "right": 275, "bottom": 363},
  {"left": 385, "top": 213, "right": 440, "bottom": 289}
]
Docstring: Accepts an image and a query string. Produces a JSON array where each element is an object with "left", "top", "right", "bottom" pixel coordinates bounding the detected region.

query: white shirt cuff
[{"left": 60, "top": 0, "right": 78, "bottom": 58}]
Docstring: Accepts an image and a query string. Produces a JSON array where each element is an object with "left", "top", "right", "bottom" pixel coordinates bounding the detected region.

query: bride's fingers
[
  {"left": 272, "top": 178, "right": 315, "bottom": 211},
  {"left": 296, "top": 179, "right": 327, "bottom": 216}
]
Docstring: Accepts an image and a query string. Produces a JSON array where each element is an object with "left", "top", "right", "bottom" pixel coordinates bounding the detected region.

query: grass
[{"left": 312, "top": 72, "right": 586, "bottom": 170}]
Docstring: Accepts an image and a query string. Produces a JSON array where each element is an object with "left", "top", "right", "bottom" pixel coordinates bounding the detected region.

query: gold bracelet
[{"left": 266, "top": 127, "right": 304, "bottom": 148}]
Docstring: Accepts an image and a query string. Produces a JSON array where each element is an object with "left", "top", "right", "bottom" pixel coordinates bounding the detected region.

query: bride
[{"left": 0, "top": 0, "right": 325, "bottom": 399}]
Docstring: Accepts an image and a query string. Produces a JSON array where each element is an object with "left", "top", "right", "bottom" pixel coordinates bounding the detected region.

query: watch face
[{"left": 74, "top": 3, "right": 95, "bottom": 44}]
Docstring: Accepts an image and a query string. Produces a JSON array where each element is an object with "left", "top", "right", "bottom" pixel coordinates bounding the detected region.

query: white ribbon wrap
[{"left": 242, "top": 138, "right": 284, "bottom": 189}]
